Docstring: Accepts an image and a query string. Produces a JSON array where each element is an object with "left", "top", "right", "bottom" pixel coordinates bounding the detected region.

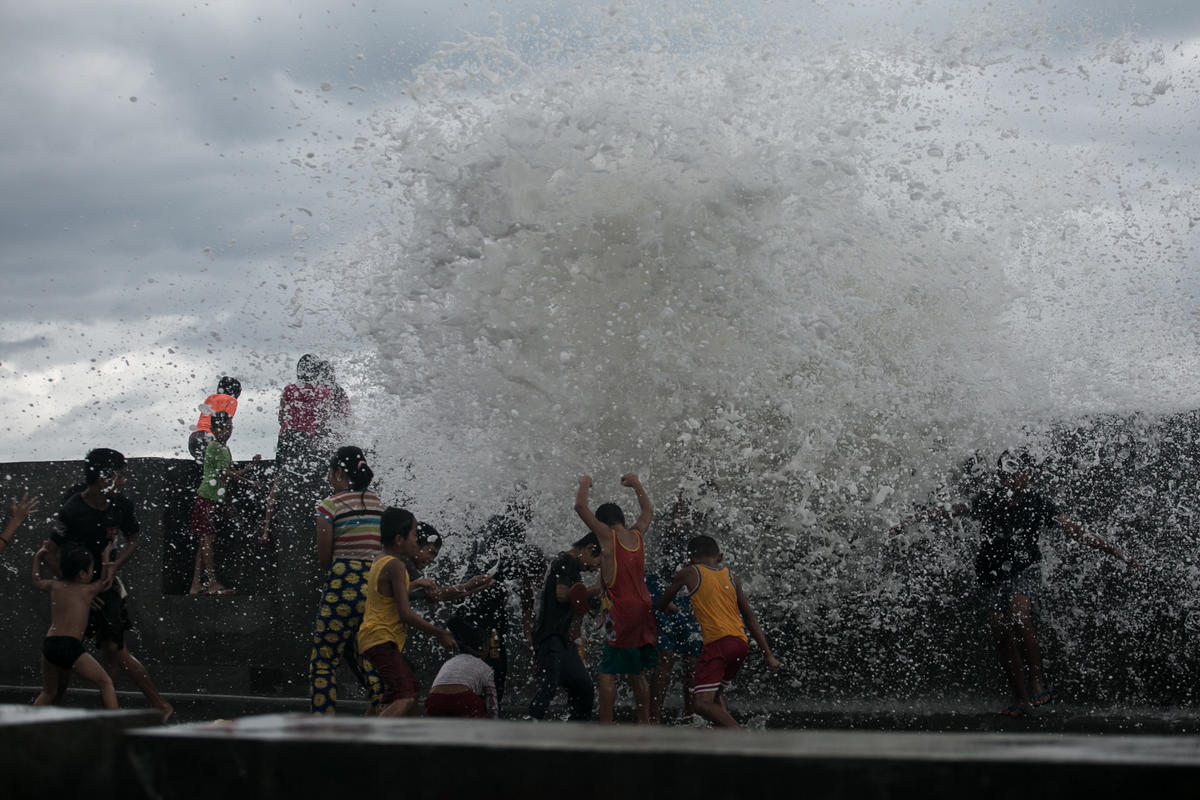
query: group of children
[
  {"left": 329, "top": 468, "right": 781, "bottom": 727},
  {"left": 8, "top": 367, "right": 780, "bottom": 728}
]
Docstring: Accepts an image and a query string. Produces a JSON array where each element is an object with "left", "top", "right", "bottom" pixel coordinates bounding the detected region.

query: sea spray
[{"left": 333, "top": 3, "right": 1199, "bottom": 703}]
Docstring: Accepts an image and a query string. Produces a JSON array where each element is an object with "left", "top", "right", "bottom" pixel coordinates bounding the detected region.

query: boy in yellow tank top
[
  {"left": 358, "top": 507, "right": 457, "bottom": 716},
  {"left": 655, "top": 535, "right": 780, "bottom": 728}
]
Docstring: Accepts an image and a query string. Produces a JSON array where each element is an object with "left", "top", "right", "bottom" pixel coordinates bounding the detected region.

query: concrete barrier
[
  {"left": 123, "top": 714, "right": 1200, "bottom": 800},
  {"left": 0, "top": 704, "right": 160, "bottom": 800}
]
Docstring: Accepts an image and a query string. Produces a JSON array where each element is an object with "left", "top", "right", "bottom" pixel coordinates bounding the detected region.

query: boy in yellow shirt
[
  {"left": 655, "top": 535, "right": 780, "bottom": 728},
  {"left": 357, "top": 507, "right": 456, "bottom": 716}
]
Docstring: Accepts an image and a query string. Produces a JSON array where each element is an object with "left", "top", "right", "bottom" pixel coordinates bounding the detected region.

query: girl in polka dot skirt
[{"left": 308, "top": 446, "right": 386, "bottom": 714}]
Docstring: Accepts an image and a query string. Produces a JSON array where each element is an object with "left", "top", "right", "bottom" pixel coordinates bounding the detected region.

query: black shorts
[
  {"left": 86, "top": 583, "right": 130, "bottom": 649},
  {"left": 42, "top": 636, "right": 86, "bottom": 670}
]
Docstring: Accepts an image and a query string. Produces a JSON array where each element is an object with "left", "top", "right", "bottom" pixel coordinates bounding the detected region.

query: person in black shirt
[
  {"left": 528, "top": 531, "right": 602, "bottom": 720},
  {"left": 892, "top": 449, "right": 1136, "bottom": 716},
  {"left": 454, "top": 501, "right": 544, "bottom": 706},
  {"left": 44, "top": 449, "right": 173, "bottom": 722}
]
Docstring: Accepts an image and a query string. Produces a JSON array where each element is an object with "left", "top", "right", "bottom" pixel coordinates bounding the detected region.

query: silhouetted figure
[
  {"left": 892, "top": 449, "right": 1137, "bottom": 715},
  {"left": 454, "top": 498, "right": 544, "bottom": 708}
]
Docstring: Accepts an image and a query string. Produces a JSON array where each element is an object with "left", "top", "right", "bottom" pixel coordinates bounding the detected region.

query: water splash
[{"left": 338, "top": 3, "right": 1199, "bottom": 701}]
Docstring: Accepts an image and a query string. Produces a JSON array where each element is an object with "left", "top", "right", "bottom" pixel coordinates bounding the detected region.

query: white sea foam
[
  {"left": 331, "top": 3, "right": 1198, "bottom": 695},
  {"left": 345, "top": 5, "right": 1195, "bottom": 531}
]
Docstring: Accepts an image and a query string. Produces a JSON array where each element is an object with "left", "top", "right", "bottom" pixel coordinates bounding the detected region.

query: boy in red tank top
[
  {"left": 575, "top": 473, "right": 657, "bottom": 723},
  {"left": 656, "top": 535, "right": 781, "bottom": 728}
]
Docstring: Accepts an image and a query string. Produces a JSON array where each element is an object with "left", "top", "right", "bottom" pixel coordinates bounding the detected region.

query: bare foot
[{"left": 158, "top": 703, "right": 174, "bottom": 724}]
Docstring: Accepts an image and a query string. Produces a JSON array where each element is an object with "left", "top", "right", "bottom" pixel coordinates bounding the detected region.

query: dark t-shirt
[
  {"left": 970, "top": 488, "right": 1059, "bottom": 585},
  {"left": 457, "top": 515, "right": 545, "bottom": 638},
  {"left": 532, "top": 552, "right": 582, "bottom": 645},
  {"left": 51, "top": 491, "right": 140, "bottom": 581}
]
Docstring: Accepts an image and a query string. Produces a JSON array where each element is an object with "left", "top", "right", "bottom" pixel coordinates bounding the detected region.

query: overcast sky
[{"left": 1, "top": 0, "right": 1198, "bottom": 465}]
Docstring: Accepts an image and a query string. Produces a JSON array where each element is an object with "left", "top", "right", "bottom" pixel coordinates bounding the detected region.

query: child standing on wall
[
  {"left": 32, "top": 542, "right": 119, "bottom": 710},
  {"left": 574, "top": 473, "right": 657, "bottom": 723},
  {"left": 655, "top": 535, "right": 781, "bottom": 728},
  {"left": 188, "top": 411, "right": 261, "bottom": 596},
  {"left": 357, "top": 507, "right": 457, "bottom": 717}
]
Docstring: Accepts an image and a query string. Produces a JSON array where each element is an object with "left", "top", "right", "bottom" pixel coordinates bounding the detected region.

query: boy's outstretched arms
[
  {"left": 734, "top": 573, "right": 781, "bottom": 672},
  {"left": 1055, "top": 514, "right": 1139, "bottom": 569}
]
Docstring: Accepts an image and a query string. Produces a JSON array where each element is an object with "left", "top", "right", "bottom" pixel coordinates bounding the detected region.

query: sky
[{"left": 1, "top": 0, "right": 1199, "bottom": 463}]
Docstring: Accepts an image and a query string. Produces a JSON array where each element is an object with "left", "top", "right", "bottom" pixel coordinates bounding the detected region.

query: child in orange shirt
[
  {"left": 655, "top": 535, "right": 780, "bottom": 728},
  {"left": 188, "top": 376, "right": 241, "bottom": 461}
]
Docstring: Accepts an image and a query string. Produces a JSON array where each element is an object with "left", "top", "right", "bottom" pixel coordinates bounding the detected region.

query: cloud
[{"left": 2, "top": 0, "right": 1199, "bottom": 463}]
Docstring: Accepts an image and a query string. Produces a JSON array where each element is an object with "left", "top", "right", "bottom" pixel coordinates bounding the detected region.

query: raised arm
[
  {"left": 621, "top": 473, "right": 653, "bottom": 534},
  {"left": 1, "top": 492, "right": 39, "bottom": 554},
  {"left": 31, "top": 542, "right": 54, "bottom": 592},
  {"left": 1055, "top": 514, "right": 1137, "bottom": 567},
  {"left": 734, "top": 573, "right": 780, "bottom": 672},
  {"left": 573, "top": 475, "right": 608, "bottom": 537}
]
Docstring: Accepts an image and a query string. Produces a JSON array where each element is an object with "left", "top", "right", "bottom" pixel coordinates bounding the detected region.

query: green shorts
[{"left": 598, "top": 643, "right": 658, "bottom": 675}]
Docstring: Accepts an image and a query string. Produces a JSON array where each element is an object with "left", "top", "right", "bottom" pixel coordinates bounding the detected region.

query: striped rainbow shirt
[{"left": 316, "top": 490, "right": 385, "bottom": 562}]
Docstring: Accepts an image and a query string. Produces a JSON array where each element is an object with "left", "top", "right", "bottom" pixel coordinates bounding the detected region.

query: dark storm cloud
[{"left": 1, "top": 0, "right": 1198, "bottom": 459}]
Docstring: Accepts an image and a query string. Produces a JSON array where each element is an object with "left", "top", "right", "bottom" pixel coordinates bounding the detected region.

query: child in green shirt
[{"left": 188, "top": 412, "right": 259, "bottom": 595}]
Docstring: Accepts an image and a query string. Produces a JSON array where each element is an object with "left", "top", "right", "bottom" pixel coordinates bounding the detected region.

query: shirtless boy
[{"left": 32, "top": 542, "right": 118, "bottom": 710}]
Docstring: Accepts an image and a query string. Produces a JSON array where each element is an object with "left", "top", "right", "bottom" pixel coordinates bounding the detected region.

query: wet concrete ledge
[
  {"left": 6, "top": 683, "right": 1200, "bottom": 734},
  {"left": 124, "top": 714, "right": 1200, "bottom": 800},
  {"left": 0, "top": 705, "right": 161, "bottom": 800}
]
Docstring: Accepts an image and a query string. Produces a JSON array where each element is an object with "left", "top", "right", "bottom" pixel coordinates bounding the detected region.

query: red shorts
[
  {"left": 190, "top": 496, "right": 220, "bottom": 539},
  {"left": 363, "top": 642, "right": 418, "bottom": 703},
  {"left": 424, "top": 690, "right": 486, "bottom": 718},
  {"left": 694, "top": 635, "right": 748, "bottom": 694}
]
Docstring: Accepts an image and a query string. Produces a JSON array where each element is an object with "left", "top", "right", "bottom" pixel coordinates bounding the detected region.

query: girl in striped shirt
[{"left": 308, "top": 446, "right": 386, "bottom": 714}]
